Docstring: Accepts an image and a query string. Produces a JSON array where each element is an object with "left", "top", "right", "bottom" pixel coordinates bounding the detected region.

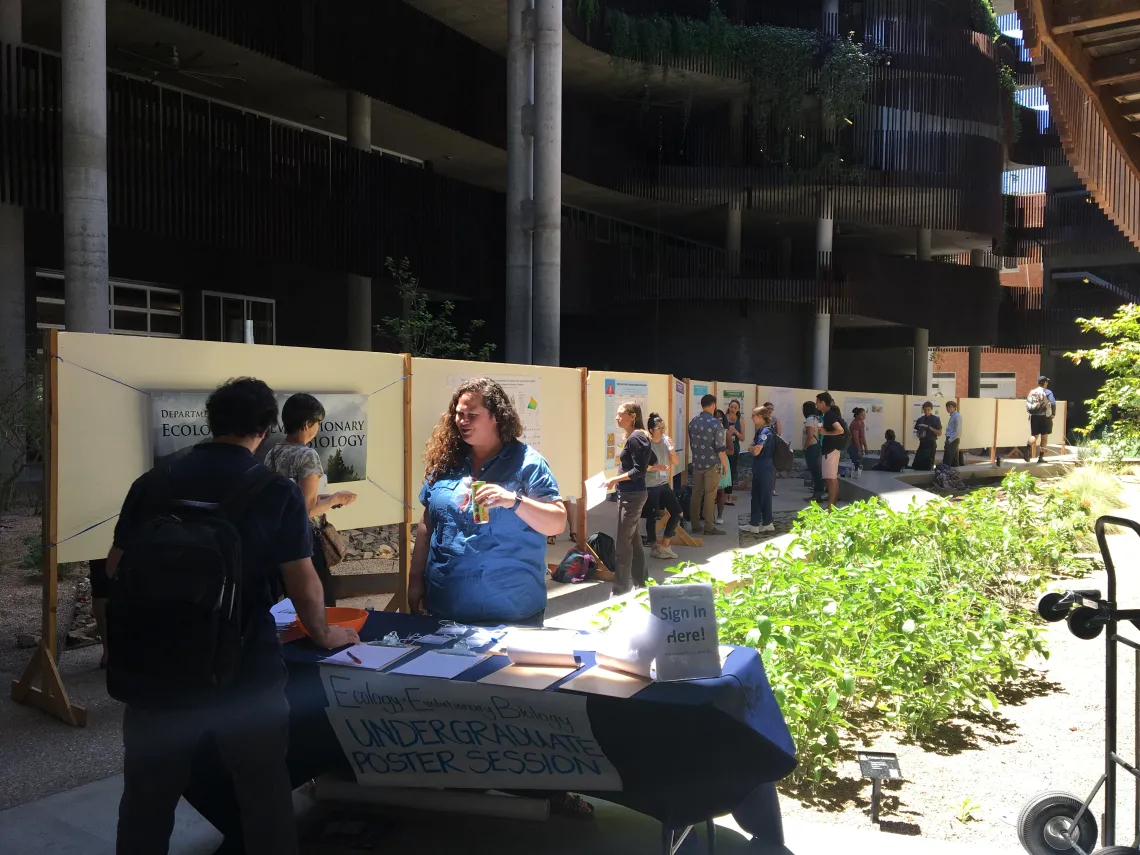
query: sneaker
[
  {"left": 650, "top": 546, "right": 672, "bottom": 559},
  {"left": 758, "top": 524, "right": 776, "bottom": 533},
  {"left": 659, "top": 545, "right": 678, "bottom": 559},
  {"left": 739, "top": 524, "right": 760, "bottom": 534},
  {"left": 714, "top": 516, "right": 724, "bottom": 525},
  {"left": 702, "top": 528, "right": 726, "bottom": 536}
]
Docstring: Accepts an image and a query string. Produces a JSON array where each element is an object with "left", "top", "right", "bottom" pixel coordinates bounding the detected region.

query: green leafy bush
[{"left": 601, "top": 472, "right": 1091, "bottom": 786}]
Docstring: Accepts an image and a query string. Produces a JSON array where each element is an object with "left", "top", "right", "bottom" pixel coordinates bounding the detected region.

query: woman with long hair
[
  {"left": 802, "top": 400, "right": 825, "bottom": 503},
  {"left": 722, "top": 399, "right": 744, "bottom": 506},
  {"left": 643, "top": 412, "right": 682, "bottom": 560},
  {"left": 264, "top": 393, "right": 358, "bottom": 606},
  {"left": 409, "top": 377, "right": 566, "bottom": 626},
  {"left": 603, "top": 401, "right": 653, "bottom": 594},
  {"left": 714, "top": 408, "right": 731, "bottom": 523}
]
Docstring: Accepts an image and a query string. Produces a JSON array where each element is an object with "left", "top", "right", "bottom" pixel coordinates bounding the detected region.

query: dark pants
[
  {"left": 751, "top": 460, "right": 775, "bottom": 526},
  {"left": 644, "top": 484, "right": 681, "bottom": 544},
  {"left": 615, "top": 490, "right": 648, "bottom": 595},
  {"left": 943, "top": 438, "right": 961, "bottom": 468},
  {"left": 726, "top": 453, "right": 739, "bottom": 494},
  {"left": 690, "top": 467, "right": 720, "bottom": 531},
  {"left": 118, "top": 677, "right": 296, "bottom": 855},
  {"left": 847, "top": 444, "right": 863, "bottom": 470},
  {"left": 804, "top": 444, "right": 824, "bottom": 498},
  {"left": 311, "top": 524, "right": 337, "bottom": 607},
  {"left": 913, "top": 443, "right": 936, "bottom": 471}
]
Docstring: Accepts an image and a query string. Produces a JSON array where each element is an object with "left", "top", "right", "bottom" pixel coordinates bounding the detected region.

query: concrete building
[{"left": 0, "top": 0, "right": 1130, "bottom": 428}]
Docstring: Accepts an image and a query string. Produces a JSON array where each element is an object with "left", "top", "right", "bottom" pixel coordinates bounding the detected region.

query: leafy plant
[
  {"left": 600, "top": 472, "right": 1090, "bottom": 787},
  {"left": 0, "top": 355, "right": 44, "bottom": 514},
  {"left": 376, "top": 257, "right": 497, "bottom": 361},
  {"left": 956, "top": 797, "right": 982, "bottom": 823},
  {"left": 971, "top": 0, "right": 1000, "bottom": 40},
  {"left": 1067, "top": 304, "right": 1140, "bottom": 450}
]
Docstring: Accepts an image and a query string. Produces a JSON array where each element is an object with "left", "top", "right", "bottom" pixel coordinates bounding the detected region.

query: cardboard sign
[
  {"left": 319, "top": 670, "right": 623, "bottom": 791},
  {"left": 649, "top": 584, "right": 722, "bottom": 681}
]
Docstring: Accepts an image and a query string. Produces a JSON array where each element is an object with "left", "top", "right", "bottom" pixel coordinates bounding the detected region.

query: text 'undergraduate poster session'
[
  {"left": 153, "top": 392, "right": 368, "bottom": 483},
  {"left": 447, "top": 374, "right": 543, "bottom": 452},
  {"left": 320, "top": 669, "right": 623, "bottom": 791}
]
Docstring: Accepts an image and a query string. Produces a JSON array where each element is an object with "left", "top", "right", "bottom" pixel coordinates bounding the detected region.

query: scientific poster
[
  {"left": 689, "top": 383, "right": 710, "bottom": 436},
  {"left": 910, "top": 398, "right": 942, "bottom": 439},
  {"left": 447, "top": 374, "right": 542, "bottom": 452},
  {"left": 152, "top": 392, "right": 367, "bottom": 484},
  {"left": 845, "top": 396, "right": 885, "bottom": 446},
  {"left": 765, "top": 387, "right": 799, "bottom": 445},
  {"left": 604, "top": 378, "right": 650, "bottom": 465},
  {"left": 721, "top": 388, "right": 745, "bottom": 411},
  {"left": 672, "top": 378, "right": 686, "bottom": 452}
]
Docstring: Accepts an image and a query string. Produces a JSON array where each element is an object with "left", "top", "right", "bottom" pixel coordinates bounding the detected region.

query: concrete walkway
[{"left": 0, "top": 772, "right": 1013, "bottom": 855}]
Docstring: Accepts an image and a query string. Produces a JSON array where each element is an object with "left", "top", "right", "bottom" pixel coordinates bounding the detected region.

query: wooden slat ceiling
[{"left": 1018, "top": 0, "right": 1140, "bottom": 248}]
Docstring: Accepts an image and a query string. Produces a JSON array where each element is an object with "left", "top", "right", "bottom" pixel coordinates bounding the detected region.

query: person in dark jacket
[
  {"left": 911, "top": 401, "right": 942, "bottom": 471},
  {"left": 873, "top": 430, "right": 909, "bottom": 472},
  {"left": 604, "top": 402, "right": 654, "bottom": 595}
]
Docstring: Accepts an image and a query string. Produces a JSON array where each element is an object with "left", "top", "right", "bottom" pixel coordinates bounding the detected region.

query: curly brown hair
[{"left": 423, "top": 377, "right": 524, "bottom": 484}]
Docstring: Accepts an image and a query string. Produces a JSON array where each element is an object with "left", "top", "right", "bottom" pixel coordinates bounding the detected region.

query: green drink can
[{"left": 471, "top": 481, "right": 490, "bottom": 524}]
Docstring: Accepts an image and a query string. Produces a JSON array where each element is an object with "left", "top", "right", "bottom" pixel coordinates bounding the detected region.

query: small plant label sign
[{"left": 649, "top": 583, "right": 722, "bottom": 681}]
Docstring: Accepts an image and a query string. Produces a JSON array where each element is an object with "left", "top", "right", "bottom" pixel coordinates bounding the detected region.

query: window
[
  {"left": 980, "top": 372, "right": 1017, "bottom": 399},
  {"left": 202, "top": 292, "right": 276, "bottom": 344},
  {"left": 35, "top": 271, "right": 182, "bottom": 338},
  {"left": 930, "top": 371, "right": 956, "bottom": 398}
]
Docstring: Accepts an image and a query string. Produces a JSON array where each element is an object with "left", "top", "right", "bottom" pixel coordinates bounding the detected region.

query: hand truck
[{"left": 1018, "top": 515, "right": 1140, "bottom": 855}]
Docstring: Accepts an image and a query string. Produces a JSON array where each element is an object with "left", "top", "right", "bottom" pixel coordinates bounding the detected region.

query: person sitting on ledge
[{"left": 873, "top": 430, "right": 909, "bottom": 472}]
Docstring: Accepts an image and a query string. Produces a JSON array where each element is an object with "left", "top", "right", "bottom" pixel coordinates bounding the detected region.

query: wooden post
[
  {"left": 392, "top": 353, "right": 413, "bottom": 613},
  {"left": 577, "top": 367, "right": 588, "bottom": 550},
  {"left": 11, "top": 329, "right": 87, "bottom": 726},
  {"left": 681, "top": 378, "right": 689, "bottom": 487},
  {"left": 990, "top": 398, "right": 999, "bottom": 465}
]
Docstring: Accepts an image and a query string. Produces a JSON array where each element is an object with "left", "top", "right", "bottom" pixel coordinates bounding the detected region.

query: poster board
[
  {"left": 587, "top": 371, "right": 670, "bottom": 475},
  {"left": 412, "top": 358, "right": 583, "bottom": 499},
  {"left": 54, "top": 333, "right": 406, "bottom": 563},
  {"left": 687, "top": 380, "right": 715, "bottom": 465},
  {"left": 716, "top": 382, "right": 757, "bottom": 423},
  {"left": 956, "top": 398, "right": 998, "bottom": 449},
  {"left": 995, "top": 397, "right": 1065, "bottom": 449},
  {"left": 757, "top": 387, "right": 802, "bottom": 446},
  {"left": 671, "top": 377, "right": 687, "bottom": 456},
  {"left": 903, "top": 396, "right": 943, "bottom": 452},
  {"left": 835, "top": 390, "right": 905, "bottom": 451}
]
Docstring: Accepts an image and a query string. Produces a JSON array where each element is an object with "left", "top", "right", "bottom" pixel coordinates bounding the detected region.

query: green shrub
[{"left": 601, "top": 472, "right": 1091, "bottom": 787}]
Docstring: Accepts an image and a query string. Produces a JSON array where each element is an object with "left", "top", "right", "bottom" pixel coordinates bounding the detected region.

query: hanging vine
[{"left": 970, "top": 0, "right": 1000, "bottom": 41}]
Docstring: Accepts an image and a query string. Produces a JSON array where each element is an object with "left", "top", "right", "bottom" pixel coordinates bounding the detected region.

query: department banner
[{"left": 152, "top": 392, "right": 368, "bottom": 484}]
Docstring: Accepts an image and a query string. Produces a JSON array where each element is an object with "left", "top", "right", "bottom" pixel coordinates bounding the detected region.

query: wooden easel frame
[
  {"left": 11, "top": 329, "right": 87, "bottom": 726},
  {"left": 389, "top": 353, "right": 414, "bottom": 613}
]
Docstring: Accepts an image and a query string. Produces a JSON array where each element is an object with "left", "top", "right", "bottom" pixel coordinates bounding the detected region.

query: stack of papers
[
  {"left": 322, "top": 644, "right": 415, "bottom": 670},
  {"left": 389, "top": 650, "right": 488, "bottom": 679}
]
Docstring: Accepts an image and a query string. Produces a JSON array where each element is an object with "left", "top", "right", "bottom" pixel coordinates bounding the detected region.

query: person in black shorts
[{"left": 1027, "top": 376, "right": 1056, "bottom": 463}]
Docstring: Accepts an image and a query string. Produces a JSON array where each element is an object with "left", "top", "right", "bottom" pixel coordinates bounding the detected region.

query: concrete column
[
  {"left": 346, "top": 91, "right": 372, "bottom": 351},
  {"left": 812, "top": 312, "right": 830, "bottom": 389},
  {"left": 968, "top": 249, "right": 985, "bottom": 398},
  {"left": 916, "top": 227, "right": 932, "bottom": 262},
  {"left": 531, "top": 0, "right": 561, "bottom": 366},
  {"left": 913, "top": 327, "right": 930, "bottom": 395},
  {"left": 726, "top": 204, "right": 741, "bottom": 277},
  {"left": 506, "top": 0, "right": 534, "bottom": 364},
  {"left": 813, "top": 192, "right": 834, "bottom": 388},
  {"left": 62, "top": 0, "right": 109, "bottom": 334},
  {"left": 823, "top": 0, "right": 839, "bottom": 35},
  {"left": 0, "top": 0, "right": 24, "bottom": 376}
]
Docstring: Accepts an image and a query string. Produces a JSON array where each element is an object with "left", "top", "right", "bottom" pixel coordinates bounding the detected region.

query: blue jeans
[
  {"left": 804, "top": 444, "right": 824, "bottom": 498},
  {"left": 751, "top": 460, "right": 775, "bottom": 526},
  {"left": 848, "top": 444, "right": 863, "bottom": 470}
]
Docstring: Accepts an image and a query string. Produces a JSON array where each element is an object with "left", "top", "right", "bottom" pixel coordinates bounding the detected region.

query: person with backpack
[
  {"left": 816, "top": 392, "right": 847, "bottom": 510},
  {"left": 872, "top": 429, "right": 909, "bottom": 472},
  {"left": 106, "top": 377, "right": 357, "bottom": 855},
  {"left": 740, "top": 407, "right": 776, "bottom": 534},
  {"left": 1026, "top": 375, "right": 1056, "bottom": 463}
]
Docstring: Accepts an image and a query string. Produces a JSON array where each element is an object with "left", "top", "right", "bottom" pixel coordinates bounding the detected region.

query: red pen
[{"left": 347, "top": 650, "right": 363, "bottom": 665}]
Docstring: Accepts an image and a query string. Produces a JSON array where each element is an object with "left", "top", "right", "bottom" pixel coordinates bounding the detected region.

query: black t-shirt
[
  {"left": 822, "top": 408, "right": 847, "bottom": 455},
  {"left": 618, "top": 430, "right": 655, "bottom": 493},
  {"left": 914, "top": 415, "right": 942, "bottom": 448},
  {"left": 113, "top": 442, "right": 312, "bottom": 686}
]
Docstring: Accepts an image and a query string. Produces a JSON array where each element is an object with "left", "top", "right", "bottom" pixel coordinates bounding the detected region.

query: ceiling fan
[{"left": 115, "top": 42, "right": 246, "bottom": 88}]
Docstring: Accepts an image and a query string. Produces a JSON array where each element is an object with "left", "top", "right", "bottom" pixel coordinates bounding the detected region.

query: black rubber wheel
[
  {"left": 1067, "top": 607, "right": 1104, "bottom": 640},
  {"left": 1093, "top": 847, "right": 1140, "bottom": 854},
  {"left": 1037, "top": 592, "right": 1068, "bottom": 622},
  {"left": 1017, "top": 791, "right": 1099, "bottom": 854}
]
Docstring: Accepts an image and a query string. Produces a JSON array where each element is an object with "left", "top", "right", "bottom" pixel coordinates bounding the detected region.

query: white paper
[
  {"left": 584, "top": 471, "right": 608, "bottom": 510},
  {"left": 413, "top": 634, "right": 454, "bottom": 645},
  {"left": 765, "top": 387, "right": 800, "bottom": 445},
  {"left": 844, "top": 396, "right": 885, "bottom": 446},
  {"left": 270, "top": 598, "right": 297, "bottom": 627},
  {"left": 322, "top": 644, "right": 413, "bottom": 671},
  {"left": 320, "top": 671, "right": 623, "bottom": 791},
  {"left": 389, "top": 650, "right": 487, "bottom": 679},
  {"left": 447, "top": 374, "right": 542, "bottom": 453},
  {"left": 504, "top": 632, "right": 580, "bottom": 668},
  {"left": 649, "top": 584, "right": 722, "bottom": 681},
  {"left": 603, "top": 378, "right": 650, "bottom": 466},
  {"left": 672, "top": 379, "right": 686, "bottom": 453}
]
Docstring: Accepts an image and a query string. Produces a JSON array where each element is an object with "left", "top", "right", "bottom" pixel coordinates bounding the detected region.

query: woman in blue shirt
[
  {"left": 740, "top": 407, "right": 775, "bottom": 534},
  {"left": 408, "top": 378, "right": 567, "bottom": 627}
]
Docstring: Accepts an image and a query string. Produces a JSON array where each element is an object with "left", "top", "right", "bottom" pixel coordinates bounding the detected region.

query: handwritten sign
[
  {"left": 649, "top": 584, "right": 722, "bottom": 681},
  {"left": 319, "top": 670, "right": 623, "bottom": 791}
]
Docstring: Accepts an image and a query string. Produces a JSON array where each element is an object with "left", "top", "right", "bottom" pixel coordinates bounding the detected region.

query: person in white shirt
[{"left": 943, "top": 401, "right": 962, "bottom": 468}]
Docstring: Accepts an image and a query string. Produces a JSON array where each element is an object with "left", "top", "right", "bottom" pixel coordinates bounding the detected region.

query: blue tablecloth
[{"left": 184, "top": 612, "right": 795, "bottom": 838}]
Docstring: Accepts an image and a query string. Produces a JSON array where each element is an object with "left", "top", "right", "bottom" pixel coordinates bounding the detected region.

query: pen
[{"left": 347, "top": 650, "right": 363, "bottom": 665}]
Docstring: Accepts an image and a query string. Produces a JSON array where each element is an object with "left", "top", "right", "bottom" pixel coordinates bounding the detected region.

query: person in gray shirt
[{"left": 686, "top": 394, "right": 728, "bottom": 535}]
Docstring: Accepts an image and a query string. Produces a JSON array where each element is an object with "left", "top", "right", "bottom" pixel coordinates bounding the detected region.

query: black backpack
[
  {"left": 107, "top": 464, "right": 280, "bottom": 708},
  {"left": 587, "top": 531, "right": 617, "bottom": 574},
  {"left": 770, "top": 433, "right": 795, "bottom": 473}
]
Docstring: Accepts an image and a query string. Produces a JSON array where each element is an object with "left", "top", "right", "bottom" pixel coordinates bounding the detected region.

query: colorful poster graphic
[
  {"left": 845, "top": 396, "right": 885, "bottom": 447},
  {"left": 604, "top": 378, "right": 650, "bottom": 465},
  {"left": 447, "top": 374, "right": 543, "bottom": 452}
]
